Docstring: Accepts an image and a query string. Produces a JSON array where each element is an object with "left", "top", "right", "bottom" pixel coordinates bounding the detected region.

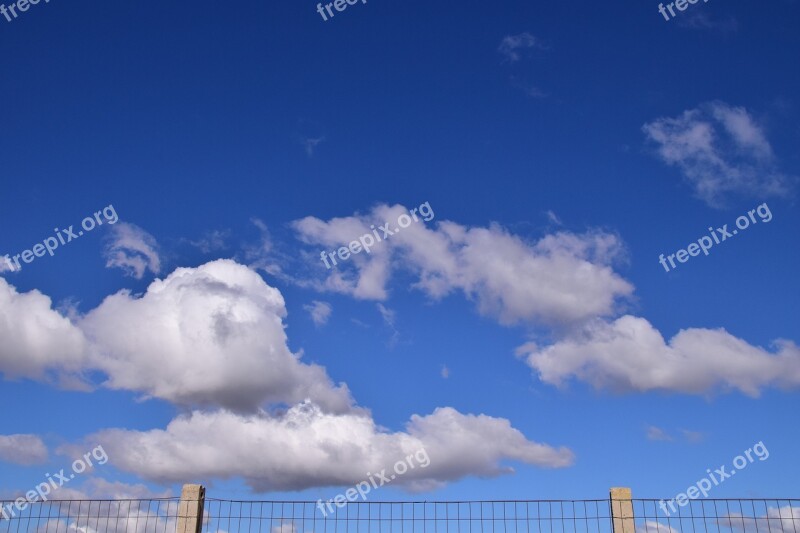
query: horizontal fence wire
[{"left": 0, "top": 498, "right": 185, "bottom": 533}]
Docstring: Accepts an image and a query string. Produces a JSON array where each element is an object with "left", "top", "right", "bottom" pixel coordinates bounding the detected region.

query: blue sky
[{"left": 1, "top": 0, "right": 799, "bottom": 512}]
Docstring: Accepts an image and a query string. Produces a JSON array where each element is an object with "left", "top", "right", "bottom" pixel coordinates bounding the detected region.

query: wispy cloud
[
  {"left": 304, "top": 300, "right": 332, "bottom": 326},
  {"left": 646, "top": 425, "right": 673, "bottom": 441},
  {"left": 678, "top": 10, "right": 739, "bottom": 32},
  {"left": 498, "top": 32, "right": 548, "bottom": 62},
  {"left": 104, "top": 223, "right": 161, "bottom": 279},
  {"left": 643, "top": 101, "right": 795, "bottom": 207}
]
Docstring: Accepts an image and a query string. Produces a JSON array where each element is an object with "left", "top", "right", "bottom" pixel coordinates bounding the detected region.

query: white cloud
[
  {"left": 498, "top": 33, "right": 547, "bottom": 62},
  {"left": 303, "top": 136, "right": 325, "bottom": 157},
  {"left": 189, "top": 229, "right": 230, "bottom": 253},
  {"left": 637, "top": 521, "right": 680, "bottom": 533},
  {"left": 0, "top": 278, "right": 90, "bottom": 387},
  {"left": 441, "top": 365, "right": 450, "bottom": 379},
  {"left": 304, "top": 300, "right": 332, "bottom": 326},
  {"left": 104, "top": 223, "right": 161, "bottom": 279},
  {"left": 645, "top": 426, "right": 672, "bottom": 441},
  {"left": 643, "top": 102, "right": 794, "bottom": 207},
  {"left": 0, "top": 434, "right": 48, "bottom": 465},
  {"left": 292, "top": 204, "right": 633, "bottom": 328},
  {"left": 79, "top": 260, "right": 353, "bottom": 412},
  {"left": 680, "top": 429, "right": 706, "bottom": 443},
  {"left": 0, "top": 257, "right": 17, "bottom": 274},
  {"left": 91, "top": 401, "right": 574, "bottom": 492},
  {"left": 520, "top": 315, "right": 800, "bottom": 396},
  {"left": 0, "top": 260, "right": 353, "bottom": 413}
]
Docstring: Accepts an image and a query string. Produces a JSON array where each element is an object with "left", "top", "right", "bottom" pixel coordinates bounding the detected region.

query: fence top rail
[
  {"left": 205, "top": 498, "right": 615, "bottom": 504},
  {"left": 0, "top": 497, "right": 183, "bottom": 503}
]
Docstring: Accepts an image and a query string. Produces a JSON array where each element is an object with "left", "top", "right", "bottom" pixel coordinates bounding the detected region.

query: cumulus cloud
[
  {"left": 80, "top": 260, "right": 354, "bottom": 412},
  {"left": 292, "top": 204, "right": 633, "bottom": 328},
  {"left": 519, "top": 315, "right": 800, "bottom": 396},
  {"left": 304, "top": 300, "right": 332, "bottom": 326},
  {"left": 0, "top": 260, "right": 353, "bottom": 413},
  {"left": 0, "top": 278, "right": 90, "bottom": 387},
  {"left": 0, "top": 434, "right": 48, "bottom": 465},
  {"left": 91, "top": 401, "right": 574, "bottom": 492},
  {"left": 104, "top": 222, "right": 161, "bottom": 279},
  {"left": 643, "top": 102, "right": 794, "bottom": 207},
  {"left": 498, "top": 33, "right": 547, "bottom": 62}
]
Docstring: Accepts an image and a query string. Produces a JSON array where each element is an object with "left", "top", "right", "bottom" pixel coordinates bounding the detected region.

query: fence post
[
  {"left": 176, "top": 484, "right": 205, "bottom": 533},
  {"left": 610, "top": 487, "right": 634, "bottom": 533}
]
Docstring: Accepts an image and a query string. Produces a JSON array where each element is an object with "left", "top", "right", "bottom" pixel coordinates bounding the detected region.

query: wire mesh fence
[
  {"left": 630, "top": 499, "right": 800, "bottom": 533},
  {"left": 0, "top": 498, "right": 185, "bottom": 533},
  {"left": 1, "top": 494, "right": 798, "bottom": 533},
  {"left": 201, "top": 500, "right": 614, "bottom": 533}
]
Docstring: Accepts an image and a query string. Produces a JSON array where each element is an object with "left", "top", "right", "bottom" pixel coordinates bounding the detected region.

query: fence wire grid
[{"left": 0, "top": 497, "right": 797, "bottom": 533}]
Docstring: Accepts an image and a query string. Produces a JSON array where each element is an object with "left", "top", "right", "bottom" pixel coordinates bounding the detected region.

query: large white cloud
[
  {"left": 0, "top": 260, "right": 353, "bottom": 413},
  {"left": 79, "top": 260, "right": 354, "bottom": 412},
  {"left": 519, "top": 315, "right": 800, "bottom": 396},
  {"left": 0, "top": 278, "right": 90, "bottom": 388},
  {"left": 643, "top": 101, "right": 794, "bottom": 207},
  {"left": 293, "top": 204, "right": 634, "bottom": 327},
  {"left": 90, "top": 401, "right": 574, "bottom": 492}
]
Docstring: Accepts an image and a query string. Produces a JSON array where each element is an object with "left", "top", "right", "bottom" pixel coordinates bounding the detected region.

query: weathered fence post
[
  {"left": 610, "top": 487, "right": 635, "bottom": 533},
  {"left": 176, "top": 484, "right": 205, "bottom": 533}
]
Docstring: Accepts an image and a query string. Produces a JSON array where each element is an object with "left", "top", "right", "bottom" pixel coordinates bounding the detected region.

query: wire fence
[
  {"left": 0, "top": 497, "right": 184, "bottom": 532},
  {"left": 1, "top": 494, "right": 798, "bottom": 533}
]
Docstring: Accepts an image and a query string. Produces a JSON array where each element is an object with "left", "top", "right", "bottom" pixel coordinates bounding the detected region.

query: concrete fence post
[
  {"left": 176, "top": 484, "right": 205, "bottom": 533},
  {"left": 610, "top": 487, "right": 635, "bottom": 533}
]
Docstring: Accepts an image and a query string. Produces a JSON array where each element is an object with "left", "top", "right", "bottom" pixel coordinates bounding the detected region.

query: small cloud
[
  {"left": 0, "top": 257, "right": 18, "bottom": 274},
  {"left": 377, "top": 303, "right": 400, "bottom": 347},
  {"left": 545, "top": 210, "right": 563, "bottom": 226},
  {"left": 244, "top": 219, "right": 286, "bottom": 278},
  {"left": 441, "top": 365, "right": 450, "bottom": 379},
  {"left": 678, "top": 11, "right": 738, "bottom": 32},
  {"left": 189, "top": 230, "right": 230, "bottom": 253},
  {"left": 295, "top": 119, "right": 326, "bottom": 158},
  {"left": 498, "top": 32, "right": 548, "bottom": 62},
  {"left": 104, "top": 223, "right": 161, "bottom": 279},
  {"left": 350, "top": 318, "right": 370, "bottom": 328},
  {"left": 304, "top": 300, "right": 332, "bottom": 327},
  {"left": 643, "top": 101, "right": 795, "bottom": 207},
  {"left": 303, "top": 136, "right": 325, "bottom": 157},
  {"left": 680, "top": 429, "right": 706, "bottom": 443},
  {"left": 0, "top": 434, "right": 48, "bottom": 465},
  {"left": 646, "top": 425, "right": 673, "bottom": 442}
]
